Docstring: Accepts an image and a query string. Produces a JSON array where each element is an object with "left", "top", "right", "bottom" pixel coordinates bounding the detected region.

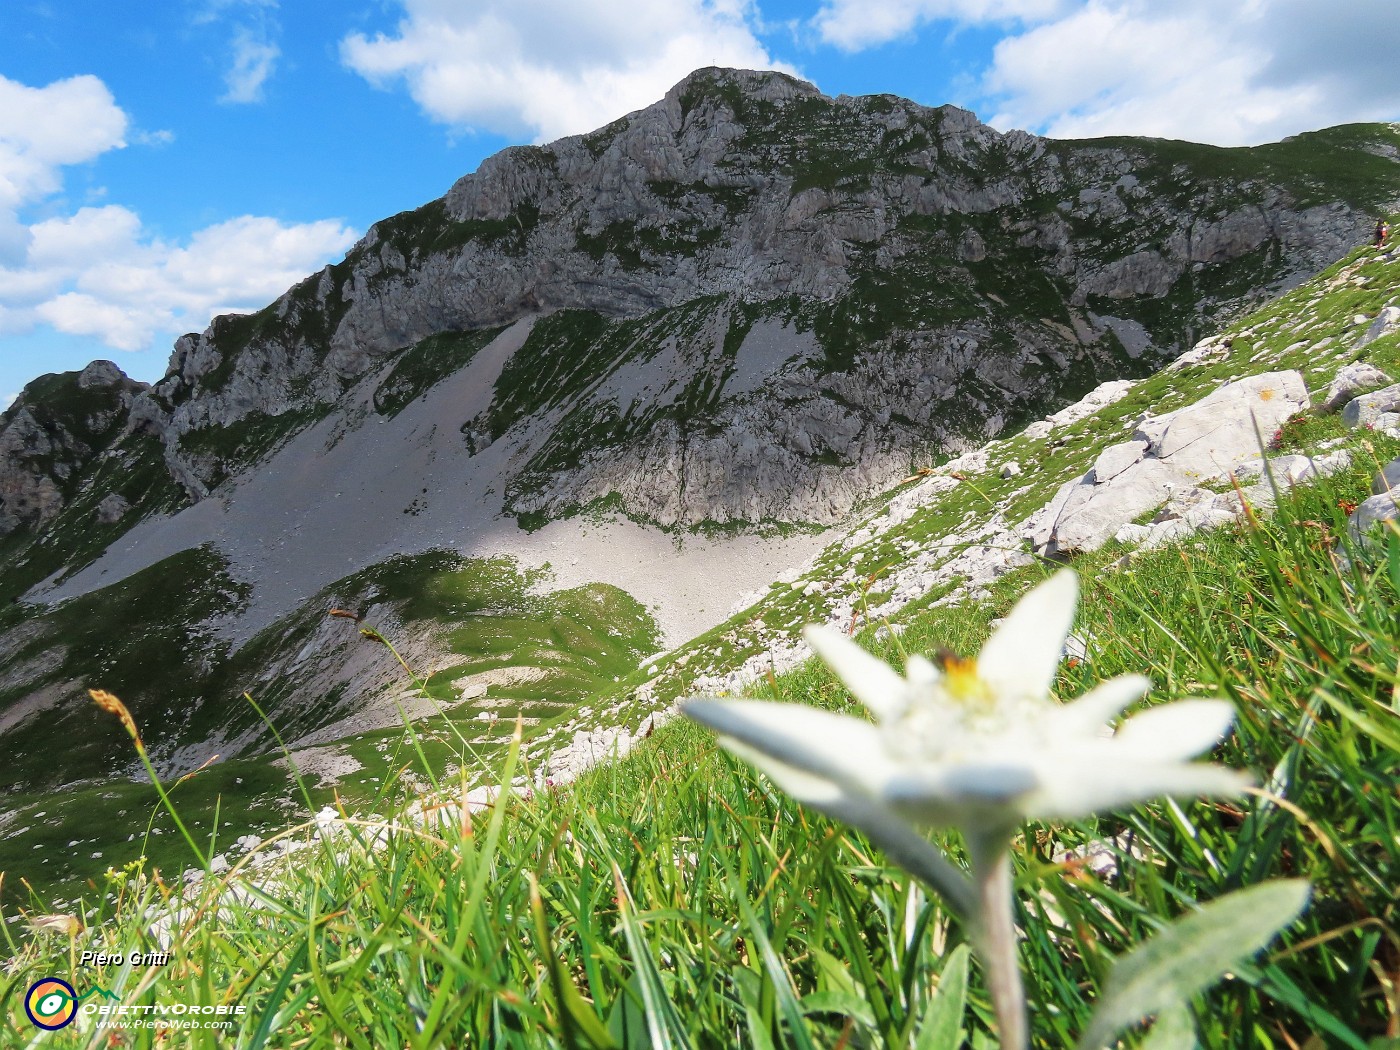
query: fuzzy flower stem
[
  {"left": 970, "top": 834, "right": 1028, "bottom": 1050},
  {"left": 822, "top": 794, "right": 977, "bottom": 918}
]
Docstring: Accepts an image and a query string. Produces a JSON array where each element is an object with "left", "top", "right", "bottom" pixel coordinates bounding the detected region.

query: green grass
[
  {"left": 372, "top": 327, "right": 508, "bottom": 418},
  {"left": 0, "top": 549, "right": 662, "bottom": 905},
  {"left": 1070, "top": 123, "right": 1400, "bottom": 211},
  {"left": 177, "top": 406, "right": 327, "bottom": 488},
  {"left": 5, "top": 480, "right": 1397, "bottom": 1047}
]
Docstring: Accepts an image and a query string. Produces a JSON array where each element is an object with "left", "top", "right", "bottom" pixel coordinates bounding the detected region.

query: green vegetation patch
[
  {"left": 575, "top": 218, "right": 723, "bottom": 270},
  {"left": 0, "top": 431, "right": 188, "bottom": 604},
  {"left": 9, "top": 480, "right": 1396, "bottom": 1043},
  {"left": 177, "top": 405, "right": 327, "bottom": 488},
  {"left": 365, "top": 197, "right": 542, "bottom": 267},
  {"left": 372, "top": 326, "right": 508, "bottom": 418},
  {"left": 0, "top": 547, "right": 662, "bottom": 902},
  {"left": 0, "top": 546, "right": 249, "bottom": 796},
  {"left": 1071, "top": 123, "right": 1400, "bottom": 211}
]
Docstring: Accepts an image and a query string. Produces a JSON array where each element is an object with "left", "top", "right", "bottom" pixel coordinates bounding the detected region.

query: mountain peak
[{"left": 664, "top": 65, "right": 822, "bottom": 108}]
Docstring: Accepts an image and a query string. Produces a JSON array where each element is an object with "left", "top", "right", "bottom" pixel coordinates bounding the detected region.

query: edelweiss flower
[{"left": 685, "top": 571, "right": 1248, "bottom": 842}]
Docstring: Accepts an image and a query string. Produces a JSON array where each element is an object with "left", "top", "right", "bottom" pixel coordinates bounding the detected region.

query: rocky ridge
[
  {"left": 5, "top": 69, "right": 1397, "bottom": 550},
  {"left": 0, "top": 362, "right": 149, "bottom": 534}
]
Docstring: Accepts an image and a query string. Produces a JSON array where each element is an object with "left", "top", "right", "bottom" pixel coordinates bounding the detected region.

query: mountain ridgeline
[{"left": 5, "top": 68, "right": 1398, "bottom": 551}]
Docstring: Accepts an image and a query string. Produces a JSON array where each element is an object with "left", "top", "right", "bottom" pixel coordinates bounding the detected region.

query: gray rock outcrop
[
  {"left": 93, "top": 493, "right": 130, "bottom": 524},
  {"left": 0, "top": 363, "right": 149, "bottom": 536},
  {"left": 1375, "top": 457, "right": 1400, "bottom": 495},
  {"left": 1358, "top": 305, "right": 1400, "bottom": 347},
  {"left": 1346, "top": 489, "right": 1400, "bottom": 545},
  {"left": 97, "top": 67, "right": 1389, "bottom": 530},
  {"left": 1033, "top": 371, "right": 1309, "bottom": 556}
]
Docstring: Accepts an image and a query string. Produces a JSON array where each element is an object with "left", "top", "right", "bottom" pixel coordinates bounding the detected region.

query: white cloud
[
  {"left": 980, "top": 1, "right": 1327, "bottom": 143},
  {"left": 812, "top": 0, "right": 1060, "bottom": 52},
  {"left": 0, "top": 73, "right": 127, "bottom": 210},
  {"left": 221, "top": 24, "right": 280, "bottom": 103},
  {"left": 133, "top": 128, "right": 176, "bottom": 147},
  {"left": 341, "top": 0, "right": 791, "bottom": 142},
  {"left": 985, "top": 0, "right": 1400, "bottom": 145},
  {"left": 4, "top": 209, "right": 358, "bottom": 351},
  {"left": 808, "top": 0, "right": 1400, "bottom": 146},
  {"left": 0, "top": 75, "right": 356, "bottom": 355}
]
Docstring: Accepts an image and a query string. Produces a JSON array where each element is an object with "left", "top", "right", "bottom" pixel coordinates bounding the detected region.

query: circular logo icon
[{"left": 25, "top": 978, "right": 77, "bottom": 1030}]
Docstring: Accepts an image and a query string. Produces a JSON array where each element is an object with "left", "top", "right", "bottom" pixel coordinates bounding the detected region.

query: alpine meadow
[{"left": 1, "top": 67, "right": 1399, "bottom": 1048}]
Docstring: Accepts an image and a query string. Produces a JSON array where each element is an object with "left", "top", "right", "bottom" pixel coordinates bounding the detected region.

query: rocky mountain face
[
  {"left": 1, "top": 70, "right": 1399, "bottom": 894},
  {"left": 0, "top": 361, "right": 149, "bottom": 534},
  {"left": 37, "top": 67, "right": 1391, "bottom": 533}
]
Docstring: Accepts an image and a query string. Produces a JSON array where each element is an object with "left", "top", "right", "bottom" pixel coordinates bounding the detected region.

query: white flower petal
[
  {"left": 716, "top": 746, "right": 980, "bottom": 917},
  {"left": 978, "top": 570, "right": 1078, "bottom": 703},
  {"left": 1055, "top": 674, "right": 1153, "bottom": 737},
  {"left": 682, "top": 697, "right": 887, "bottom": 795},
  {"left": 802, "top": 625, "right": 907, "bottom": 718},
  {"left": 881, "top": 763, "right": 1039, "bottom": 829},
  {"left": 906, "top": 654, "right": 940, "bottom": 687},
  {"left": 1032, "top": 759, "right": 1251, "bottom": 822},
  {"left": 1113, "top": 700, "right": 1236, "bottom": 761},
  {"left": 721, "top": 737, "right": 850, "bottom": 807}
]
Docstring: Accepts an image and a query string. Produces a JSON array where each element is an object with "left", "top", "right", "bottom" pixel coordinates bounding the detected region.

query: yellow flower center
[{"left": 939, "top": 654, "right": 994, "bottom": 709}]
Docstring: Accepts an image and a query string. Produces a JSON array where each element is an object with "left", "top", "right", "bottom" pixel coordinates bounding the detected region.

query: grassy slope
[
  {"left": 3, "top": 235, "right": 1399, "bottom": 1045},
  {"left": 0, "top": 551, "right": 660, "bottom": 901}
]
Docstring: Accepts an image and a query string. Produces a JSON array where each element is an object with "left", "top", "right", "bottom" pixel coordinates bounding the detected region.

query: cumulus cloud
[
  {"left": 980, "top": 0, "right": 1400, "bottom": 144},
  {"left": 0, "top": 73, "right": 128, "bottom": 210},
  {"left": 813, "top": 0, "right": 1060, "bottom": 53},
  {"left": 0, "top": 73, "right": 358, "bottom": 355},
  {"left": 3, "top": 208, "right": 357, "bottom": 351},
  {"left": 808, "top": 0, "right": 1400, "bottom": 146},
  {"left": 341, "top": 0, "right": 792, "bottom": 142},
  {"left": 995, "top": 1, "right": 1400, "bottom": 144}
]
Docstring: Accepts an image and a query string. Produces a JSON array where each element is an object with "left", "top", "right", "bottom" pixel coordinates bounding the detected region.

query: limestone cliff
[{"left": 4, "top": 68, "right": 1399, "bottom": 544}]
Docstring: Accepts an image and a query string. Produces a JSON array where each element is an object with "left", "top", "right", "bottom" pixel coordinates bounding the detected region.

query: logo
[
  {"left": 23, "top": 979, "right": 121, "bottom": 1031},
  {"left": 22, "top": 974, "right": 243, "bottom": 1032},
  {"left": 25, "top": 978, "right": 78, "bottom": 1030}
]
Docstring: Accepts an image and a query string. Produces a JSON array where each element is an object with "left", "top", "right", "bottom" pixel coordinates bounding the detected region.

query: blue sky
[{"left": 2, "top": 0, "right": 1398, "bottom": 410}]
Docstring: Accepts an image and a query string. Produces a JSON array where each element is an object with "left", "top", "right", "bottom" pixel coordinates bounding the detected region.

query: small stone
[
  {"left": 1346, "top": 490, "right": 1400, "bottom": 546},
  {"left": 1113, "top": 523, "right": 1152, "bottom": 545},
  {"left": 1000, "top": 460, "right": 1021, "bottom": 479},
  {"left": 1358, "top": 305, "right": 1400, "bottom": 347},
  {"left": 1063, "top": 632, "right": 1092, "bottom": 663},
  {"left": 1320, "top": 361, "right": 1392, "bottom": 412},
  {"left": 1374, "top": 457, "right": 1400, "bottom": 496},
  {"left": 1342, "top": 383, "right": 1400, "bottom": 428}
]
